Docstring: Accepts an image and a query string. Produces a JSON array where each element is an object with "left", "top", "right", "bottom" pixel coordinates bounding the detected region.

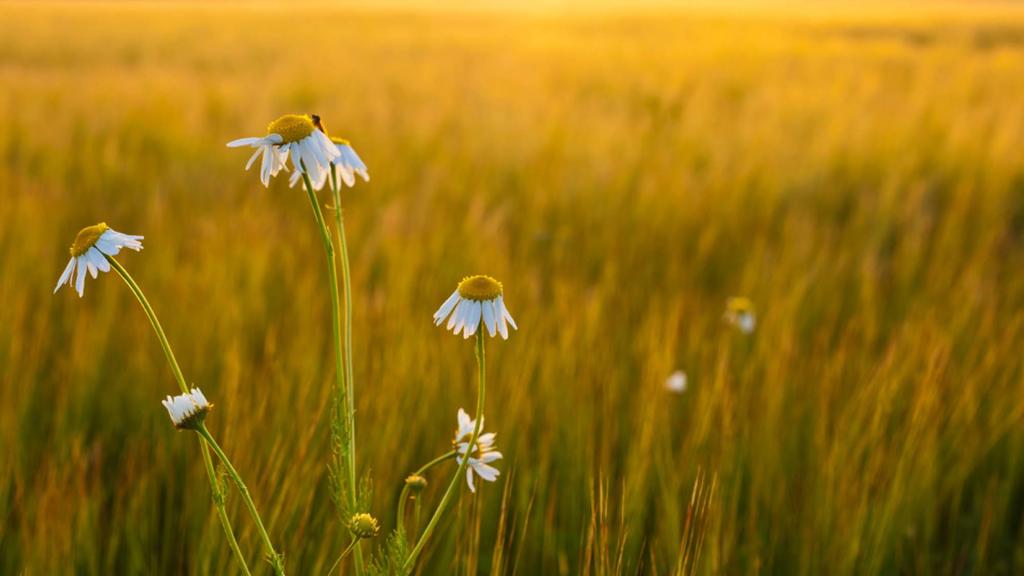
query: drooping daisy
[
  {"left": 288, "top": 135, "right": 370, "bottom": 190},
  {"left": 452, "top": 408, "right": 502, "bottom": 493},
  {"left": 228, "top": 113, "right": 339, "bottom": 188},
  {"left": 53, "top": 222, "right": 144, "bottom": 297},
  {"left": 724, "top": 297, "right": 756, "bottom": 334},
  {"left": 161, "top": 387, "right": 212, "bottom": 430},
  {"left": 330, "top": 137, "right": 369, "bottom": 187},
  {"left": 665, "top": 370, "right": 688, "bottom": 394},
  {"left": 433, "top": 275, "right": 517, "bottom": 339}
]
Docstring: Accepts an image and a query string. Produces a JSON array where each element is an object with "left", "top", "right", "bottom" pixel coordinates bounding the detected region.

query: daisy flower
[
  {"left": 161, "top": 387, "right": 212, "bottom": 430},
  {"left": 434, "top": 275, "right": 517, "bottom": 339},
  {"left": 453, "top": 408, "right": 502, "bottom": 493},
  {"left": 724, "top": 297, "right": 756, "bottom": 334},
  {"left": 330, "top": 137, "right": 369, "bottom": 187},
  {"left": 288, "top": 135, "right": 369, "bottom": 190},
  {"left": 228, "top": 113, "right": 339, "bottom": 188},
  {"left": 665, "top": 370, "right": 688, "bottom": 394},
  {"left": 53, "top": 222, "right": 144, "bottom": 297}
]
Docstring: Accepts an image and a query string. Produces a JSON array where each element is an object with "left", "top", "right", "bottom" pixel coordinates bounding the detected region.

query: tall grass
[{"left": 1, "top": 2, "right": 1023, "bottom": 573}]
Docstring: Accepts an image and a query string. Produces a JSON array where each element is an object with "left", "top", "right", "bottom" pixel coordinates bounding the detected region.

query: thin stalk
[
  {"left": 328, "top": 165, "right": 358, "bottom": 496},
  {"left": 325, "top": 538, "right": 361, "bottom": 576},
  {"left": 396, "top": 451, "right": 457, "bottom": 538},
  {"left": 403, "top": 331, "right": 486, "bottom": 572},
  {"left": 197, "top": 424, "right": 285, "bottom": 576},
  {"left": 107, "top": 256, "right": 251, "bottom": 576},
  {"left": 301, "top": 166, "right": 364, "bottom": 575}
]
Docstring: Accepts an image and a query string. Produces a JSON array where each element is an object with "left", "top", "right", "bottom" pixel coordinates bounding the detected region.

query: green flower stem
[
  {"left": 325, "top": 538, "right": 361, "bottom": 576},
  {"left": 107, "top": 256, "right": 251, "bottom": 576},
  {"left": 327, "top": 166, "right": 358, "bottom": 498},
  {"left": 396, "top": 451, "right": 457, "bottom": 538},
  {"left": 197, "top": 424, "right": 285, "bottom": 576},
  {"left": 301, "top": 166, "right": 364, "bottom": 575},
  {"left": 403, "top": 331, "right": 487, "bottom": 573}
]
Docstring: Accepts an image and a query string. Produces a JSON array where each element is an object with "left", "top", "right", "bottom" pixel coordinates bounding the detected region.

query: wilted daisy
[
  {"left": 453, "top": 408, "right": 502, "bottom": 493},
  {"left": 288, "top": 135, "right": 369, "bottom": 190},
  {"left": 53, "top": 222, "right": 144, "bottom": 297},
  {"left": 665, "top": 370, "right": 688, "bottom": 394},
  {"left": 724, "top": 297, "right": 756, "bottom": 334},
  {"left": 349, "top": 513, "right": 381, "bottom": 539},
  {"left": 228, "top": 113, "right": 339, "bottom": 188},
  {"left": 161, "top": 387, "right": 212, "bottom": 430},
  {"left": 434, "top": 275, "right": 517, "bottom": 339}
]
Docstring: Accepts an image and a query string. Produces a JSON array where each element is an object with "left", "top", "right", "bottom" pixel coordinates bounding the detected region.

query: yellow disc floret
[
  {"left": 70, "top": 222, "right": 109, "bottom": 256},
  {"left": 727, "top": 297, "right": 754, "bottom": 314},
  {"left": 330, "top": 136, "right": 351, "bottom": 146},
  {"left": 349, "top": 513, "right": 381, "bottom": 539},
  {"left": 457, "top": 275, "right": 503, "bottom": 301},
  {"left": 266, "top": 114, "right": 316, "bottom": 144}
]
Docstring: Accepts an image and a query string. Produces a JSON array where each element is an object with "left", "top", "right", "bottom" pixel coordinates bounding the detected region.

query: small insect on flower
[
  {"left": 161, "top": 388, "right": 212, "bottom": 430},
  {"left": 453, "top": 408, "right": 503, "bottom": 493},
  {"left": 724, "top": 297, "right": 757, "bottom": 334},
  {"left": 53, "top": 222, "right": 143, "bottom": 297},
  {"left": 665, "top": 370, "right": 688, "bottom": 394},
  {"left": 433, "top": 275, "right": 517, "bottom": 339},
  {"left": 349, "top": 513, "right": 381, "bottom": 539},
  {"left": 227, "top": 113, "right": 340, "bottom": 188}
]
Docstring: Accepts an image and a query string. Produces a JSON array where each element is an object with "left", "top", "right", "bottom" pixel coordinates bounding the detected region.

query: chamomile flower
[
  {"left": 724, "top": 297, "right": 756, "bottom": 334},
  {"left": 433, "top": 275, "right": 517, "bottom": 339},
  {"left": 161, "top": 387, "right": 212, "bottom": 430},
  {"left": 228, "top": 113, "right": 339, "bottom": 188},
  {"left": 288, "top": 135, "right": 369, "bottom": 190},
  {"left": 330, "top": 137, "right": 369, "bottom": 187},
  {"left": 349, "top": 513, "right": 381, "bottom": 539},
  {"left": 665, "top": 370, "right": 688, "bottom": 394},
  {"left": 53, "top": 222, "right": 143, "bottom": 297},
  {"left": 453, "top": 408, "right": 503, "bottom": 493}
]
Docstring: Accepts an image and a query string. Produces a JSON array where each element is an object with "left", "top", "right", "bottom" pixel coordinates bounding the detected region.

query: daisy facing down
[
  {"left": 53, "top": 222, "right": 143, "bottom": 297},
  {"left": 227, "top": 113, "right": 339, "bottom": 188},
  {"left": 453, "top": 408, "right": 503, "bottom": 492},
  {"left": 433, "top": 275, "right": 517, "bottom": 339},
  {"left": 289, "top": 135, "right": 370, "bottom": 190}
]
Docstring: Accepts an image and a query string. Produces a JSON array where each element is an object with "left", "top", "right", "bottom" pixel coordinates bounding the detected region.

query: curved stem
[
  {"left": 198, "top": 424, "right": 285, "bottom": 576},
  {"left": 325, "top": 538, "right": 360, "bottom": 576},
  {"left": 303, "top": 166, "right": 364, "bottom": 575},
  {"left": 107, "top": 256, "right": 251, "bottom": 576},
  {"left": 396, "top": 451, "right": 457, "bottom": 538},
  {"left": 403, "top": 332, "right": 486, "bottom": 572}
]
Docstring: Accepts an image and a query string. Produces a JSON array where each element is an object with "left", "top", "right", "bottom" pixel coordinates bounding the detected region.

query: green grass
[{"left": 1, "top": 2, "right": 1023, "bottom": 574}]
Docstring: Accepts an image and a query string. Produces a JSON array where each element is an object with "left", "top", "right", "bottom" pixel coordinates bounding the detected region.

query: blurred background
[{"left": 2, "top": 1, "right": 1024, "bottom": 574}]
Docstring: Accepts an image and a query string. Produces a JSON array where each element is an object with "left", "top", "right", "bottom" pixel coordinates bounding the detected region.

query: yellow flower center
[
  {"left": 266, "top": 114, "right": 315, "bottom": 144},
  {"left": 727, "top": 297, "right": 754, "bottom": 314},
  {"left": 330, "top": 136, "right": 351, "bottom": 146},
  {"left": 349, "top": 513, "right": 381, "bottom": 539},
  {"left": 70, "top": 222, "right": 109, "bottom": 256},
  {"left": 457, "top": 275, "right": 503, "bottom": 301}
]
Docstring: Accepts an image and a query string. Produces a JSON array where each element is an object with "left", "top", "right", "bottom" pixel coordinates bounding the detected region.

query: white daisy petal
[
  {"left": 482, "top": 300, "right": 497, "bottom": 337},
  {"left": 54, "top": 257, "right": 76, "bottom": 293},
  {"left": 74, "top": 256, "right": 87, "bottom": 297},
  {"left": 434, "top": 290, "right": 461, "bottom": 324}
]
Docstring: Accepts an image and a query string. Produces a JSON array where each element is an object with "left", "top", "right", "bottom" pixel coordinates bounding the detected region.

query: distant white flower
[
  {"left": 162, "top": 387, "right": 212, "bottom": 430},
  {"left": 228, "top": 114, "right": 339, "bottom": 188},
  {"left": 724, "top": 297, "right": 756, "bottom": 334},
  {"left": 665, "top": 370, "right": 687, "bottom": 393},
  {"left": 54, "top": 222, "right": 143, "bottom": 297},
  {"left": 453, "top": 408, "right": 502, "bottom": 493},
  {"left": 434, "top": 275, "right": 517, "bottom": 339},
  {"left": 331, "top": 137, "right": 369, "bottom": 187}
]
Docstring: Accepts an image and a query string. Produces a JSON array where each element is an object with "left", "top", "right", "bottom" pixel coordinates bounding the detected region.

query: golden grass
[{"left": 1, "top": 1, "right": 1023, "bottom": 573}]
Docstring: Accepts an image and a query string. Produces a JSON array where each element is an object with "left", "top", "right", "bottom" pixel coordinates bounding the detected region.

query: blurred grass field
[{"left": 3, "top": 1, "right": 1024, "bottom": 574}]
